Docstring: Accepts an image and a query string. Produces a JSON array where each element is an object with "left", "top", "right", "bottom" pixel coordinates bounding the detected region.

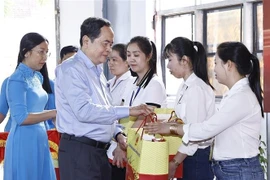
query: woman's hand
[
  {"left": 168, "top": 161, "right": 178, "bottom": 179},
  {"left": 144, "top": 122, "right": 171, "bottom": 135}
]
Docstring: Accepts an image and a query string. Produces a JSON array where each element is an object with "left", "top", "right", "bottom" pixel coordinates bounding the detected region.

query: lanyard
[
  {"left": 129, "top": 86, "right": 141, "bottom": 106},
  {"left": 177, "top": 85, "right": 188, "bottom": 104}
]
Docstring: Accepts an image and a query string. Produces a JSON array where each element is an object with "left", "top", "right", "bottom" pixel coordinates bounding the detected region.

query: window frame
[
  {"left": 157, "top": 0, "right": 262, "bottom": 97},
  {"left": 160, "top": 13, "right": 195, "bottom": 87}
]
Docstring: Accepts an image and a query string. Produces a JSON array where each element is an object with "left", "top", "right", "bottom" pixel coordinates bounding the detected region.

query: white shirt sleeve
[
  {"left": 178, "top": 141, "right": 199, "bottom": 156},
  {"left": 184, "top": 92, "right": 253, "bottom": 142},
  {"left": 143, "top": 78, "right": 167, "bottom": 107}
]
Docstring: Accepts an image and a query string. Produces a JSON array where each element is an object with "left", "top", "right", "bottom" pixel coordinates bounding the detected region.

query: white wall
[{"left": 59, "top": 0, "right": 103, "bottom": 48}]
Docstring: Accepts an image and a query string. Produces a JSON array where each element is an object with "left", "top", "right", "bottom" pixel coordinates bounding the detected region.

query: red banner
[
  {"left": 0, "top": 130, "right": 60, "bottom": 180},
  {"left": 264, "top": 0, "right": 270, "bottom": 111}
]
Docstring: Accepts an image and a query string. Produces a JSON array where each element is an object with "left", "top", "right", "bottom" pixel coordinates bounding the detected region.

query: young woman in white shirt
[
  {"left": 145, "top": 41, "right": 264, "bottom": 180},
  {"left": 107, "top": 43, "right": 135, "bottom": 180},
  {"left": 107, "top": 43, "right": 134, "bottom": 106},
  {"left": 124, "top": 36, "right": 167, "bottom": 127},
  {"left": 112, "top": 36, "right": 167, "bottom": 171},
  {"left": 162, "top": 37, "right": 215, "bottom": 180}
]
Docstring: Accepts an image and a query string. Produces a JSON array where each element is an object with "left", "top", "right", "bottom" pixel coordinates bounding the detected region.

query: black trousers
[
  {"left": 111, "top": 164, "right": 126, "bottom": 180},
  {"left": 58, "top": 135, "right": 111, "bottom": 180}
]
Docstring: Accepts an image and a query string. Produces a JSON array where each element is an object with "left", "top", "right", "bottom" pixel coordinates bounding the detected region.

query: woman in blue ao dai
[{"left": 4, "top": 32, "right": 57, "bottom": 180}]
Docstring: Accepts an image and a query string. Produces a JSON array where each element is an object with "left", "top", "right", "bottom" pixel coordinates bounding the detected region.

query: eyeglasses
[{"left": 31, "top": 49, "right": 51, "bottom": 58}]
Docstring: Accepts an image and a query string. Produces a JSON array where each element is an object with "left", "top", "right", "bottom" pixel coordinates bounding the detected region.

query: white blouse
[
  {"left": 175, "top": 73, "right": 215, "bottom": 155},
  {"left": 107, "top": 71, "right": 134, "bottom": 106},
  {"left": 183, "top": 78, "right": 262, "bottom": 160},
  {"left": 123, "top": 75, "right": 167, "bottom": 107}
]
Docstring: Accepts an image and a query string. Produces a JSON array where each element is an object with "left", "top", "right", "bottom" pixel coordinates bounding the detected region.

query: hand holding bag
[
  {"left": 126, "top": 114, "right": 169, "bottom": 180},
  {"left": 155, "top": 109, "right": 184, "bottom": 178}
]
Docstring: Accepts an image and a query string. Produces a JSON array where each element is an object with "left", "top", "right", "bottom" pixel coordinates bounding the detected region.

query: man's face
[{"left": 85, "top": 26, "right": 114, "bottom": 65}]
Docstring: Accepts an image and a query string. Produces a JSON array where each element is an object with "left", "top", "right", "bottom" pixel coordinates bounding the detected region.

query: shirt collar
[
  {"left": 118, "top": 71, "right": 131, "bottom": 81},
  {"left": 18, "top": 63, "right": 36, "bottom": 77},
  {"left": 107, "top": 71, "right": 132, "bottom": 87},
  {"left": 76, "top": 49, "right": 102, "bottom": 76},
  {"left": 223, "top": 78, "right": 249, "bottom": 98},
  {"left": 184, "top": 72, "right": 197, "bottom": 87}
]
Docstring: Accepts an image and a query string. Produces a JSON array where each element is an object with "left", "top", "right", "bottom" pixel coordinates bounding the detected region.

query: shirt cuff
[
  {"left": 113, "top": 126, "right": 123, "bottom": 137},
  {"left": 182, "top": 124, "right": 191, "bottom": 145},
  {"left": 115, "top": 106, "right": 129, "bottom": 119},
  {"left": 178, "top": 143, "right": 198, "bottom": 156}
]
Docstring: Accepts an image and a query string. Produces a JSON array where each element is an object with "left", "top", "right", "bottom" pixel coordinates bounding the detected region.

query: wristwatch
[
  {"left": 171, "top": 158, "right": 180, "bottom": 167},
  {"left": 114, "top": 132, "right": 126, "bottom": 142}
]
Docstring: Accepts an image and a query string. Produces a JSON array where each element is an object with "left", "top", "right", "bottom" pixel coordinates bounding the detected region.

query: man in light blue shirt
[{"left": 55, "top": 17, "right": 152, "bottom": 180}]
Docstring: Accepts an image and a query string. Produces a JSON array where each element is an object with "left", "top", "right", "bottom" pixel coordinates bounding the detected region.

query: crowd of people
[{"left": 0, "top": 16, "right": 264, "bottom": 180}]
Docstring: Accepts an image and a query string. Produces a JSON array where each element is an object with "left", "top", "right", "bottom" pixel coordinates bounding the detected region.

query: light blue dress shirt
[{"left": 55, "top": 50, "right": 129, "bottom": 143}]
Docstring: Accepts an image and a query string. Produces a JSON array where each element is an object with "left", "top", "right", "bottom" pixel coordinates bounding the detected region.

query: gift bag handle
[
  {"left": 136, "top": 113, "right": 157, "bottom": 139},
  {"left": 167, "top": 110, "right": 184, "bottom": 124},
  {"left": 168, "top": 111, "right": 177, "bottom": 122}
]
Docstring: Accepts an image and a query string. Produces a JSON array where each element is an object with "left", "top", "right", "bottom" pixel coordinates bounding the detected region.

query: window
[
  {"left": 253, "top": 2, "right": 263, "bottom": 87},
  {"left": 205, "top": 6, "right": 242, "bottom": 96},
  {"left": 156, "top": 0, "right": 263, "bottom": 98},
  {"left": 161, "top": 13, "right": 195, "bottom": 96},
  {"left": 157, "top": 0, "right": 195, "bottom": 11},
  {"left": 197, "top": 0, "right": 225, "bottom": 5}
]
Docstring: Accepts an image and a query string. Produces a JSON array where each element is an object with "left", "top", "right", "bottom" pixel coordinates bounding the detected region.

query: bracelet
[
  {"left": 169, "top": 124, "right": 178, "bottom": 135},
  {"left": 171, "top": 158, "right": 180, "bottom": 167}
]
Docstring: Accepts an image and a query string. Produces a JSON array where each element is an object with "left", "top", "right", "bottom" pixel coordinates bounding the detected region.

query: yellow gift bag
[
  {"left": 119, "top": 116, "right": 137, "bottom": 134},
  {"left": 107, "top": 116, "right": 137, "bottom": 163},
  {"left": 155, "top": 108, "right": 184, "bottom": 178},
  {"left": 126, "top": 114, "right": 169, "bottom": 180}
]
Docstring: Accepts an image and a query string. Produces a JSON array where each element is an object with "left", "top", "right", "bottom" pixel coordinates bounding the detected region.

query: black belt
[{"left": 61, "top": 133, "right": 110, "bottom": 150}]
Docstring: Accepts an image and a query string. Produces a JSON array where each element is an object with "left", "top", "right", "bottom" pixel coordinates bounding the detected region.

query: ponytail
[
  {"left": 249, "top": 54, "right": 264, "bottom": 117},
  {"left": 142, "top": 41, "right": 156, "bottom": 88},
  {"left": 193, "top": 41, "right": 214, "bottom": 89},
  {"left": 16, "top": 50, "right": 26, "bottom": 69},
  {"left": 40, "top": 63, "right": 53, "bottom": 94}
]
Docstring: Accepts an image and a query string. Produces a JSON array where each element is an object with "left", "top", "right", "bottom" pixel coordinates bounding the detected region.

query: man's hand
[
  {"left": 112, "top": 145, "right": 127, "bottom": 168},
  {"left": 116, "top": 133, "right": 127, "bottom": 151},
  {"left": 129, "top": 104, "right": 154, "bottom": 117}
]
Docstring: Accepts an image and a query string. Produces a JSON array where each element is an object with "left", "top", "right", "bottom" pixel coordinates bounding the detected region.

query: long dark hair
[
  {"left": 127, "top": 36, "right": 157, "bottom": 88},
  {"left": 217, "top": 42, "right": 263, "bottom": 117},
  {"left": 164, "top": 37, "right": 213, "bottom": 89},
  {"left": 16, "top": 32, "right": 52, "bottom": 94}
]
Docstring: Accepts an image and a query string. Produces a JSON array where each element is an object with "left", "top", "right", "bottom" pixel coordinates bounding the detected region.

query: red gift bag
[{"left": 0, "top": 130, "right": 60, "bottom": 180}]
